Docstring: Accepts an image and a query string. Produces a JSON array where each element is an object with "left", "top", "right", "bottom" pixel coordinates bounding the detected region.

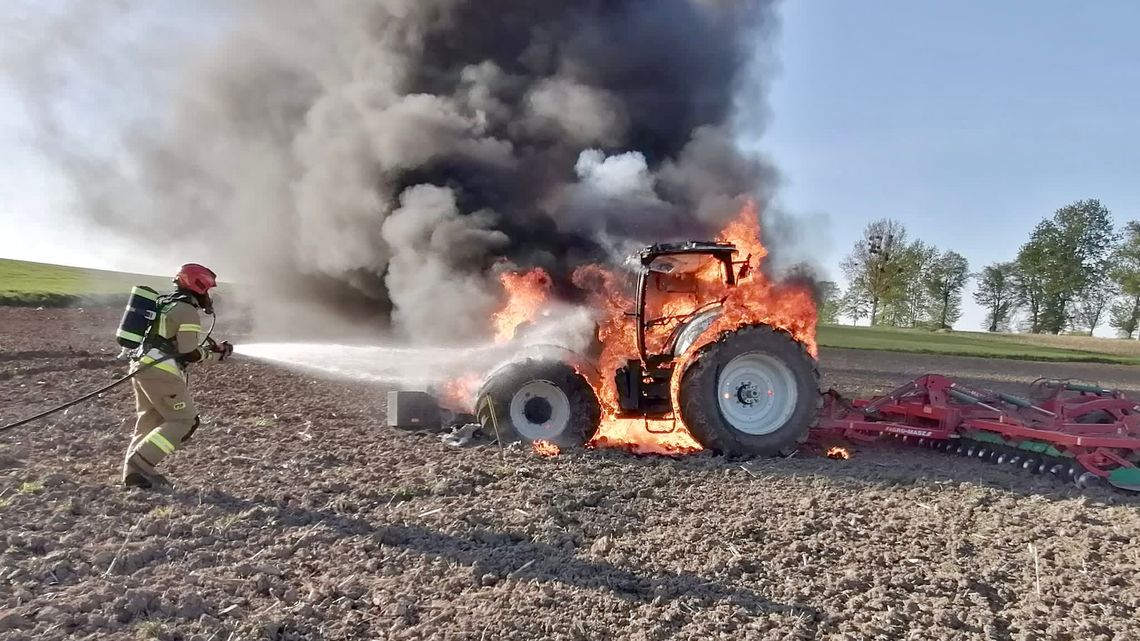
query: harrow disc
[{"left": 1074, "top": 472, "right": 1101, "bottom": 489}]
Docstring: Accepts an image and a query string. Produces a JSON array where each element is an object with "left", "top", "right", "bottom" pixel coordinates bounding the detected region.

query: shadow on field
[{"left": 177, "top": 488, "right": 823, "bottom": 624}]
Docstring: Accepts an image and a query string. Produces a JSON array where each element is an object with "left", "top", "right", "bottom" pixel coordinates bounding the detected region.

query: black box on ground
[{"left": 387, "top": 391, "right": 442, "bottom": 430}]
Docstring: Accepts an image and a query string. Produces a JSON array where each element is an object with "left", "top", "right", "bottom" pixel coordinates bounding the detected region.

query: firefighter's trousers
[{"left": 122, "top": 368, "right": 199, "bottom": 482}]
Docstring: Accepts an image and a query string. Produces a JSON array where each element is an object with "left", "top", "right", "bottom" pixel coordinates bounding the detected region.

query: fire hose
[{"left": 0, "top": 316, "right": 221, "bottom": 434}]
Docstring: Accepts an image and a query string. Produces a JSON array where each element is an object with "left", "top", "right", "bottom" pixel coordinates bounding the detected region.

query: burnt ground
[{"left": 1, "top": 307, "right": 1139, "bottom": 641}]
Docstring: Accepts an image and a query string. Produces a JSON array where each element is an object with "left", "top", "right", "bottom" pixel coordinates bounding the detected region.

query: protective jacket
[{"left": 132, "top": 293, "right": 216, "bottom": 379}]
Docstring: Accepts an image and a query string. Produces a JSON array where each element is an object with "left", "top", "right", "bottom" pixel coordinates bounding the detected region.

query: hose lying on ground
[
  {"left": 0, "top": 316, "right": 216, "bottom": 434},
  {"left": 0, "top": 361, "right": 169, "bottom": 434}
]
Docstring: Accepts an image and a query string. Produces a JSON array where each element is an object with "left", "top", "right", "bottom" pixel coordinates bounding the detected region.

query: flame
[
  {"left": 439, "top": 373, "right": 483, "bottom": 413},
  {"left": 533, "top": 440, "right": 561, "bottom": 457},
  {"left": 718, "top": 202, "right": 769, "bottom": 269},
  {"left": 826, "top": 446, "right": 851, "bottom": 460},
  {"left": 492, "top": 268, "right": 553, "bottom": 343},
  {"left": 571, "top": 264, "right": 704, "bottom": 455},
  {"left": 489, "top": 200, "right": 819, "bottom": 457},
  {"left": 588, "top": 417, "right": 703, "bottom": 455}
]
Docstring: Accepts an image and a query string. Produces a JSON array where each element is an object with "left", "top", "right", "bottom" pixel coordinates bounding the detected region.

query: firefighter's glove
[{"left": 211, "top": 340, "right": 234, "bottom": 361}]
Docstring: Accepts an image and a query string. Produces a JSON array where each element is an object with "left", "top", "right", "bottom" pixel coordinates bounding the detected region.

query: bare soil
[
  {"left": 2, "top": 308, "right": 1139, "bottom": 641},
  {"left": 820, "top": 347, "right": 1140, "bottom": 398}
]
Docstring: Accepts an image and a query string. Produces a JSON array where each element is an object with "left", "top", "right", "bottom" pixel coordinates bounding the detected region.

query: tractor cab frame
[{"left": 616, "top": 241, "right": 745, "bottom": 417}]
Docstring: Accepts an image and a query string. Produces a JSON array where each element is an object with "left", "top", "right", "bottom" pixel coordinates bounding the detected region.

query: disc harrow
[{"left": 815, "top": 374, "right": 1140, "bottom": 492}]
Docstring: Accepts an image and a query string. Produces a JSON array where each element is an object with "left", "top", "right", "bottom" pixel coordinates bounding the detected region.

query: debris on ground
[{"left": 440, "top": 423, "right": 483, "bottom": 447}]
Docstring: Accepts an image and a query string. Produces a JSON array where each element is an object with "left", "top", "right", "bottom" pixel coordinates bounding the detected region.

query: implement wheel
[
  {"left": 679, "top": 324, "right": 820, "bottom": 457},
  {"left": 475, "top": 359, "right": 600, "bottom": 448}
]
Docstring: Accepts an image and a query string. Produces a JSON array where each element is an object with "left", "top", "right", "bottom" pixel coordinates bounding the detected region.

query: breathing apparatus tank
[{"left": 116, "top": 285, "right": 161, "bottom": 351}]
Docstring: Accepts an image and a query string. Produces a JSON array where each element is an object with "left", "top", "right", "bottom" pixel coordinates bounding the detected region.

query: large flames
[
  {"left": 571, "top": 263, "right": 706, "bottom": 455},
  {"left": 460, "top": 201, "right": 819, "bottom": 456},
  {"left": 438, "top": 269, "right": 552, "bottom": 413},
  {"left": 491, "top": 268, "right": 553, "bottom": 344}
]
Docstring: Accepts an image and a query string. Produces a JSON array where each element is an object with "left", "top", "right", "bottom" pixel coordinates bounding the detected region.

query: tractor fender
[{"left": 671, "top": 306, "right": 724, "bottom": 357}]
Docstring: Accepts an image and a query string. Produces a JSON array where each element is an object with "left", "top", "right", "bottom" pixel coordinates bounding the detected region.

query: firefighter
[{"left": 122, "top": 263, "right": 233, "bottom": 489}]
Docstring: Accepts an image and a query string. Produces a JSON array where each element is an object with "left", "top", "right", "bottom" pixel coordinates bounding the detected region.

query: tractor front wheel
[
  {"left": 678, "top": 324, "right": 820, "bottom": 457},
  {"left": 475, "top": 359, "right": 600, "bottom": 448}
]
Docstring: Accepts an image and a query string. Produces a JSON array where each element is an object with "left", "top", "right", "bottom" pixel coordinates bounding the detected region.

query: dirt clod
[
  {"left": 590, "top": 535, "right": 613, "bottom": 556},
  {"left": 0, "top": 609, "right": 31, "bottom": 631}
]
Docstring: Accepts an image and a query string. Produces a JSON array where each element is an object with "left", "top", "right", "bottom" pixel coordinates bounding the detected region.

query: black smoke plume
[{"left": 5, "top": 0, "right": 784, "bottom": 343}]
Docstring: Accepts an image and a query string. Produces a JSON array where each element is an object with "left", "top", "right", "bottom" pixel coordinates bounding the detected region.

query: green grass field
[{"left": 0, "top": 258, "right": 170, "bottom": 306}]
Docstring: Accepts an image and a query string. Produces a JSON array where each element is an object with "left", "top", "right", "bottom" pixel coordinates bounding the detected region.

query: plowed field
[{"left": 2, "top": 308, "right": 1138, "bottom": 640}]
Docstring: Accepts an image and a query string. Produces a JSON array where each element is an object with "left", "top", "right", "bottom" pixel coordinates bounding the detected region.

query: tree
[
  {"left": 840, "top": 279, "right": 871, "bottom": 326},
  {"left": 817, "top": 281, "right": 841, "bottom": 325},
  {"left": 1109, "top": 297, "right": 1140, "bottom": 339},
  {"left": 840, "top": 219, "right": 909, "bottom": 326},
  {"left": 1013, "top": 242, "right": 1049, "bottom": 333},
  {"left": 880, "top": 240, "right": 939, "bottom": 328},
  {"left": 1109, "top": 221, "right": 1140, "bottom": 338},
  {"left": 922, "top": 251, "right": 970, "bottom": 329},
  {"left": 974, "top": 261, "right": 1020, "bottom": 332},
  {"left": 1072, "top": 280, "right": 1118, "bottom": 335},
  {"left": 1015, "top": 199, "right": 1117, "bottom": 334}
]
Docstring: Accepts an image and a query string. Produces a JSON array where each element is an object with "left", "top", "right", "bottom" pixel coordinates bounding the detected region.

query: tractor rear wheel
[
  {"left": 678, "top": 324, "right": 820, "bottom": 457},
  {"left": 475, "top": 359, "right": 600, "bottom": 448}
]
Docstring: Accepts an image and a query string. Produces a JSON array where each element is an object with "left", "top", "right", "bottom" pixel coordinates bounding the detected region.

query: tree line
[{"left": 815, "top": 199, "right": 1140, "bottom": 339}]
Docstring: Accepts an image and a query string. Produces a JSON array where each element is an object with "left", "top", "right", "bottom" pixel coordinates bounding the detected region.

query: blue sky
[
  {"left": 759, "top": 0, "right": 1140, "bottom": 331},
  {"left": 2, "top": 0, "right": 1138, "bottom": 332}
]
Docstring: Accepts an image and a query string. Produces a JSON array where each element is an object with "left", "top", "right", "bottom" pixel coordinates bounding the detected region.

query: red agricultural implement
[{"left": 815, "top": 375, "right": 1140, "bottom": 492}]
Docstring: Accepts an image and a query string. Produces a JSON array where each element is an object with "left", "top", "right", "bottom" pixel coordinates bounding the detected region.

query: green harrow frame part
[
  {"left": 1108, "top": 467, "right": 1140, "bottom": 492},
  {"left": 996, "top": 392, "right": 1032, "bottom": 409},
  {"left": 1062, "top": 381, "right": 1114, "bottom": 395},
  {"left": 816, "top": 375, "right": 1140, "bottom": 493}
]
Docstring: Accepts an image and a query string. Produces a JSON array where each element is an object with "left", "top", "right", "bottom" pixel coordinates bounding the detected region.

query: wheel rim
[
  {"left": 508, "top": 380, "right": 572, "bottom": 441},
  {"left": 715, "top": 352, "right": 798, "bottom": 436}
]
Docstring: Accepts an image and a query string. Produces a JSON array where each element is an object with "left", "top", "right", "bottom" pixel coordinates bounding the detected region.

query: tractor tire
[
  {"left": 678, "top": 324, "right": 820, "bottom": 457},
  {"left": 475, "top": 359, "right": 600, "bottom": 448}
]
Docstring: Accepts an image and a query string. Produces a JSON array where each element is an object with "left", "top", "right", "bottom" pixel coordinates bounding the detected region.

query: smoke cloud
[{"left": 4, "top": 0, "right": 787, "bottom": 344}]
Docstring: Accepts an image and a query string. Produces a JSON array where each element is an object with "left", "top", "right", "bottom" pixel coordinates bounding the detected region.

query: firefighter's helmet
[{"left": 174, "top": 263, "right": 217, "bottom": 295}]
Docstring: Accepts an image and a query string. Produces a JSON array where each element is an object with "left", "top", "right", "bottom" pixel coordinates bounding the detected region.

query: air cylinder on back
[{"left": 116, "top": 285, "right": 160, "bottom": 349}]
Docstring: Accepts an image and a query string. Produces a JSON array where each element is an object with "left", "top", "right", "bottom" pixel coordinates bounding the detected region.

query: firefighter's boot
[{"left": 123, "top": 468, "right": 173, "bottom": 490}]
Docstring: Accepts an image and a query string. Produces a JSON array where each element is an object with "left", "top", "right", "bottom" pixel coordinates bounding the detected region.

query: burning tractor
[
  {"left": 474, "top": 240, "right": 819, "bottom": 457},
  {"left": 440, "top": 208, "right": 1140, "bottom": 493}
]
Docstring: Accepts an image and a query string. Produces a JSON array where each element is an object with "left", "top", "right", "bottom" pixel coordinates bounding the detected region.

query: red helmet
[{"left": 174, "top": 263, "right": 217, "bottom": 295}]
